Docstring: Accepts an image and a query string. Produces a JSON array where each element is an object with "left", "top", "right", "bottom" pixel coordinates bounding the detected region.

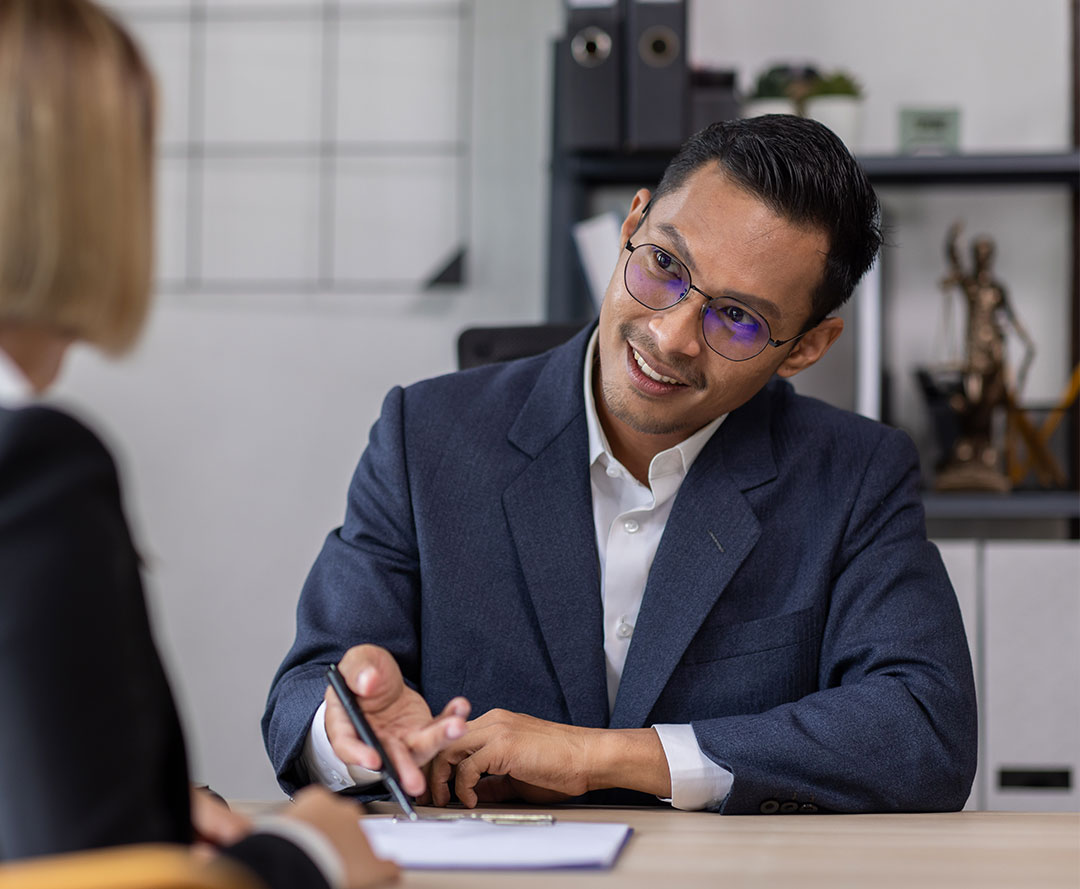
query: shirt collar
[
  {"left": 0, "top": 346, "right": 35, "bottom": 409},
  {"left": 582, "top": 328, "right": 726, "bottom": 480}
]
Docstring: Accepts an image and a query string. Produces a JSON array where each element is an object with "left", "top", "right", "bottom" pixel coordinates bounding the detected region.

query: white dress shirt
[{"left": 306, "top": 330, "right": 734, "bottom": 810}]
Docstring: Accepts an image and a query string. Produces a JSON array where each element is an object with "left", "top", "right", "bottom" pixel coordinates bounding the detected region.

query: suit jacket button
[
  {"left": 799, "top": 803, "right": 818, "bottom": 813},
  {"left": 779, "top": 801, "right": 799, "bottom": 814},
  {"left": 759, "top": 800, "right": 780, "bottom": 814}
]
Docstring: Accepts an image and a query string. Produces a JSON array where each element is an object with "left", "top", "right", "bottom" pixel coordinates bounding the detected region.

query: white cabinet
[
  {"left": 939, "top": 540, "right": 1080, "bottom": 811},
  {"left": 936, "top": 541, "right": 981, "bottom": 810},
  {"left": 984, "top": 542, "right": 1080, "bottom": 812}
]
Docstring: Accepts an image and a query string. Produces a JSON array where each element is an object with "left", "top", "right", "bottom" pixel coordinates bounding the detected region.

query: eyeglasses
[{"left": 622, "top": 210, "right": 817, "bottom": 362}]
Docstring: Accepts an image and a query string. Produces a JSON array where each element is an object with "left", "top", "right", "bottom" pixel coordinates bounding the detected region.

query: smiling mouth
[{"left": 633, "top": 349, "right": 686, "bottom": 386}]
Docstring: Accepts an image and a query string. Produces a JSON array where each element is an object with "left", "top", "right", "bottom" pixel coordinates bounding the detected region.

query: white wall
[
  {"left": 691, "top": 0, "right": 1072, "bottom": 153},
  {"left": 55, "top": 0, "right": 564, "bottom": 799},
  {"left": 51, "top": 0, "right": 1074, "bottom": 800}
]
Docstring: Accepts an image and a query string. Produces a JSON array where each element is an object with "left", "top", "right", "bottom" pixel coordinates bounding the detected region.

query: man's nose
[{"left": 647, "top": 292, "right": 704, "bottom": 358}]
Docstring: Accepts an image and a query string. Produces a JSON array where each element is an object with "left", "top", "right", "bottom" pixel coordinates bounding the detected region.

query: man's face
[{"left": 595, "top": 167, "right": 834, "bottom": 450}]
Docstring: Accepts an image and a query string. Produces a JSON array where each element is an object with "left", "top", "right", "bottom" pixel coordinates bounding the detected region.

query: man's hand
[
  {"left": 426, "top": 710, "right": 595, "bottom": 807},
  {"left": 325, "top": 644, "right": 470, "bottom": 796},
  {"left": 427, "top": 710, "right": 673, "bottom": 807}
]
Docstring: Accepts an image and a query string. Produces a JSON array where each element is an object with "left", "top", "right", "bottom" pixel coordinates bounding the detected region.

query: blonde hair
[{"left": 0, "top": 0, "right": 155, "bottom": 354}]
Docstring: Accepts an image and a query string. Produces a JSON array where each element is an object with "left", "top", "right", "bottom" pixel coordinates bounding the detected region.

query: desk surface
[{"left": 239, "top": 802, "right": 1080, "bottom": 888}]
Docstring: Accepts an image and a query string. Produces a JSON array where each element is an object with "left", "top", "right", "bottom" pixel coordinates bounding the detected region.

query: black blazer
[{"left": 0, "top": 405, "right": 325, "bottom": 888}]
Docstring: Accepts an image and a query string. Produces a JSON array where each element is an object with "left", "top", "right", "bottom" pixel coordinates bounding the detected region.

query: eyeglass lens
[{"left": 625, "top": 244, "right": 771, "bottom": 361}]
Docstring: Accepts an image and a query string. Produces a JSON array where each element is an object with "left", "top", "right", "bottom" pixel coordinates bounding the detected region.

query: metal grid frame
[{"left": 114, "top": 1, "right": 473, "bottom": 293}]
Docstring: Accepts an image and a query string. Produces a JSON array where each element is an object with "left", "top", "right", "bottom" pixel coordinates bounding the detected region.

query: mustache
[{"left": 617, "top": 321, "right": 708, "bottom": 390}]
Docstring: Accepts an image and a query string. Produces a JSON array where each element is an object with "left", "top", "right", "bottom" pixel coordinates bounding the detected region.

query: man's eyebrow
[
  {"left": 718, "top": 287, "right": 785, "bottom": 325},
  {"left": 653, "top": 220, "right": 786, "bottom": 324},
  {"left": 655, "top": 221, "right": 696, "bottom": 270}
]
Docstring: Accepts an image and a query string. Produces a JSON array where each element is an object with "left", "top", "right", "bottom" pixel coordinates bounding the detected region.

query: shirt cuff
[
  {"left": 652, "top": 723, "right": 733, "bottom": 811},
  {"left": 253, "top": 815, "right": 345, "bottom": 889},
  {"left": 303, "top": 700, "right": 383, "bottom": 791}
]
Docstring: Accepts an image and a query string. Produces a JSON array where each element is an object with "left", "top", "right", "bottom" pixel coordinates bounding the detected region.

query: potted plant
[
  {"left": 803, "top": 70, "right": 864, "bottom": 149},
  {"left": 742, "top": 64, "right": 805, "bottom": 118}
]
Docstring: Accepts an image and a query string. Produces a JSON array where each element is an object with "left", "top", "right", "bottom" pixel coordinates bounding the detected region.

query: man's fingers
[
  {"left": 384, "top": 736, "right": 428, "bottom": 797},
  {"left": 438, "top": 696, "right": 471, "bottom": 721},
  {"left": 403, "top": 713, "right": 466, "bottom": 765},
  {"left": 473, "top": 775, "right": 518, "bottom": 804},
  {"left": 454, "top": 750, "right": 493, "bottom": 809},
  {"left": 328, "top": 733, "right": 382, "bottom": 771},
  {"left": 324, "top": 696, "right": 383, "bottom": 771},
  {"left": 328, "top": 696, "right": 426, "bottom": 794},
  {"left": 427, "top": 753, "right": 456, "bottom": 807},
  {"left": 337, "top": 645, "right": 403, "bottom": 713}
]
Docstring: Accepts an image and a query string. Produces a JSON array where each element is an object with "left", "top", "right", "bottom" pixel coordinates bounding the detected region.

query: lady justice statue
[{"left": 935, "top": 222, "right": 1035, "bottom": 491}]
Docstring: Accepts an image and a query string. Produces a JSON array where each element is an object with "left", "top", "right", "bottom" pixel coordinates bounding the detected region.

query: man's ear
[
  {"left": 775, "top": 317, "right": 844, "bottom": 378},
  {"left": 619, "top": 188, "right": 652, "bottom": 244}
]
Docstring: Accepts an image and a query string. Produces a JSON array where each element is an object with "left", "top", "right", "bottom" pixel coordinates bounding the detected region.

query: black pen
[{"left": 325, "top": 662, "right": 420, "bottom": 821}]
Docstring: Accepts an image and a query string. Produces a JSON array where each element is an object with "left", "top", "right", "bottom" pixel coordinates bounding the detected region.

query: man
[{"left": 263, "top": 115, "right": 977, "bottom": 814}]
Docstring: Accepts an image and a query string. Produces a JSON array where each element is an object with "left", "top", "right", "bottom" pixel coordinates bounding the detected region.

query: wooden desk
[{"left": 240, "top": 802, "right": 1080, "bottom": 888}]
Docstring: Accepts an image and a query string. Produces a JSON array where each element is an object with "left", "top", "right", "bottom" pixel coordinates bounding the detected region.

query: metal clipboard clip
[{"left": 392, "top": 813, "right": 556, "bottom": 826}]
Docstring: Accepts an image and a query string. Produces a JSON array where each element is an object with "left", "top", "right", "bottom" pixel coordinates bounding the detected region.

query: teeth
[{"left": 633, "top": 350, "right": 682, "bottom": 385}]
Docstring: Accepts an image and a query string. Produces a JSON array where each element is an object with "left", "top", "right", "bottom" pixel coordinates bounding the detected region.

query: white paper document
[
  {"left": 359, "top": 817, "right": 632, "bottom": 870},
  {"left": 572, "top": 211, "right": 622, "bottom": 312}
]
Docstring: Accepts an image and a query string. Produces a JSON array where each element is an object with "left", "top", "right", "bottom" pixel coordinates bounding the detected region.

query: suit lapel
[
  {"left": 501, "top": 326, "right": 609, "bottom": 729},
  {"left": 610, "top": 383, "right": 779, "bottom": 728}
]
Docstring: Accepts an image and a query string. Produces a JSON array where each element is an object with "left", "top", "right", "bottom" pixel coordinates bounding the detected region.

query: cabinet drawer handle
[{"left": 998, "top": 768, "right": 1071, "bottom": 790}]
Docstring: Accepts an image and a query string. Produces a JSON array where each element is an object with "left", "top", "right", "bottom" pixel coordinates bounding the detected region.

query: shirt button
[
  {"left": 623, "top": 519, "right": 640, "bottom": 533},
  {"left": 616, "top": 621, "right": 634, "bottom": 639},
  {"left": 605, "top": 465, "right": 620, "bottom": 478}
]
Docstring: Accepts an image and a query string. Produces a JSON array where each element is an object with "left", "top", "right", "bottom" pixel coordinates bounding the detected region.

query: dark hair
[{"left": 653, "top": 115, "right": 882, "bottom": 320}]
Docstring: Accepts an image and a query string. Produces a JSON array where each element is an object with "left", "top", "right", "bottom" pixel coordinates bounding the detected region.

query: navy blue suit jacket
[{"left": 264, "top": 325, "right": 977, "bottom": 813}]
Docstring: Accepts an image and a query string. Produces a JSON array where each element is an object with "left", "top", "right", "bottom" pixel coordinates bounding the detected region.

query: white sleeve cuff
[
  {"left": 302, "top": 700, "right": 382, "bottom": 791},
  {"left": 652, "top": 723, "right": 733, "bottom": 811},
  {"left": 253, "top": 814, "right": 346, "bottom": 889}
]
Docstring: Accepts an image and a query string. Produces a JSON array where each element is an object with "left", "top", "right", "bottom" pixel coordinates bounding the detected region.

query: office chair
[
  {"left": 0, "top": 844, "right": 261, "bottom": 889},
  {"left": 456, "top": 323, "right": 585, "bottom": 370}
]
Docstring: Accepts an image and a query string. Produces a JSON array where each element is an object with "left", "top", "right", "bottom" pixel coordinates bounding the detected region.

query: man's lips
[
  {"left": 632, "top": 348, "right": 686, "bottom": 385},
  {"left": 623, "top": 341, "right": 698, "bottom": 393}
]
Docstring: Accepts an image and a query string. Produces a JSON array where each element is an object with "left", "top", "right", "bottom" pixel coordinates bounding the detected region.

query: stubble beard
[{"left": 596, "top": 323, "right": 702, "bottom": 437}]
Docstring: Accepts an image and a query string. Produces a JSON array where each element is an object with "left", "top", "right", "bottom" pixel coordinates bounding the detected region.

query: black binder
[
  {"left": 557, "top": 0, "right": 623, "bottom": 150},
  {"left": 625, "top": 0, "right": 687, "bottom": 150}
]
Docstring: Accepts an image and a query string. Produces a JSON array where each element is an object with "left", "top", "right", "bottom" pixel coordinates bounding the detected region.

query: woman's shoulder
[
  {"left": 0, "top": 403, "right": 138, "bottom": 631},
  {"left": 0, "top": 404, "right": 120, "bottom": 523},
  {"left": 0, "top": 402, "right": 108, "bottom": 451},
  {"left": 0, "top": 403, "right": 114, "bottom": 470}
]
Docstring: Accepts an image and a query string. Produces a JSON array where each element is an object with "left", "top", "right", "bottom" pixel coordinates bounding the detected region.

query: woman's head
[{"left": 0, "top": 0, "right": 155, "bottom": 355}]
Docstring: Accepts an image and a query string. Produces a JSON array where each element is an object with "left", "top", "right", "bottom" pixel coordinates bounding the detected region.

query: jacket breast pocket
[
  {"left": 661, "top": 606, "right": 823, "bottom": 718},
  {"left": 681, "top": 605, "right": 821, "bottom": 665}
]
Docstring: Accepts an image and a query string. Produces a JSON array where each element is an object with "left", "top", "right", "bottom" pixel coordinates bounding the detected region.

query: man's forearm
[{"left": 585, "top": 727, "right": 672, "bottom": 798}]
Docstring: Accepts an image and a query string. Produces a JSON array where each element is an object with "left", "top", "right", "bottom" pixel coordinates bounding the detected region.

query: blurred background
[{"left": 58, "top": 0, "right": 1077, "bottom": 808}]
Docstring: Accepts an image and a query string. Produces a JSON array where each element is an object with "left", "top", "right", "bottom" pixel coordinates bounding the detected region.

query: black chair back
[{"left": 456, "top": 324, "right": 585, "bottom": 370}]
